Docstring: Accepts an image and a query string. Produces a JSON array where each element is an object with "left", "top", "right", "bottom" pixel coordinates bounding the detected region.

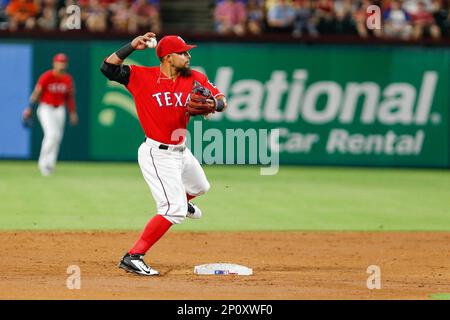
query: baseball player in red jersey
[
  {"left": 100, "top": 32, "right": 227, "bottom": 276},
  {"left": 22, "top": 53, "right": 78, "bottom": 176}
]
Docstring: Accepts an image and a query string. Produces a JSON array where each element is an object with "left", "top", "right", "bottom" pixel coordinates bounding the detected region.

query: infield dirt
[{"left": 0, "top": 231, "right": 448, "bottom": 299}]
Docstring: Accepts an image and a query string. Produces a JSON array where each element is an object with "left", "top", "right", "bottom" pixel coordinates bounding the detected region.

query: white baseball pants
[
  {"left": 138, "top": 137, "right": 210, "bottom": 224},
  {"left": 36, "top": 103, "right": 66, "bottom": 176}
]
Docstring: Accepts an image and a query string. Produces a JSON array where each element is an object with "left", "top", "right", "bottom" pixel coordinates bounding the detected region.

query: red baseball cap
[
  {"left": 156, "top": 35, "right": 196, "bottom": 58},
  {"left": 53, "top": 53, "right": 68, "bottom": 63}
]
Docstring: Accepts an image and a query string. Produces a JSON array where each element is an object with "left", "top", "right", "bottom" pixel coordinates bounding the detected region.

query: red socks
[
  {"left": 187, "top": 194, "right": 196, "bottom": 201},
  {"left": 129, "top": 194, "right": 195, "bottom": 255},
  {"left": 129, "top": 214, "right": 172, "bottom": 255}
]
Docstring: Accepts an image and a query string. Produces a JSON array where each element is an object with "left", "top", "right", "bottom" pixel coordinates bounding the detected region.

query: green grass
[
  {"left": 1, "top": 161, "right": 449, "bottom": 231},
  {"left": 429, "top": 293, "right": 450, "bottom": 300}
]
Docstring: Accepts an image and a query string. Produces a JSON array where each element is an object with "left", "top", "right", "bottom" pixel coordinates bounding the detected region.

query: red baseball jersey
[
  {"left": 126, "top": 66, "right": 222, "bottom": 144},
  {"left": 37, "top": 70, "right": 75, "bottom": 112}
]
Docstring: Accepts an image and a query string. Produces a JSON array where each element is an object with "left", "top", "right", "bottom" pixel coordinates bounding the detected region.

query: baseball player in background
[
  {"left": 22, "top": 53, "right": 78, "bottom": 176},
  {"left": 100, "top": 32, "right": 227, "bottom": 276}
]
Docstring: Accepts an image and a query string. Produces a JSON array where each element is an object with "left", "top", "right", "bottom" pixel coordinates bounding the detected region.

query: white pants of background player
[
  {"left": 138, "top": 137, "right": 210, "bottom": 224},
  {"left": 37, "top": 103, "right": 66, "bottom": 176}
]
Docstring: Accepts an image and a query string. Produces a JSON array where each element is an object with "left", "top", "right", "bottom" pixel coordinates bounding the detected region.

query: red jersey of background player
[
  {"left": 126, "top": 66, "right": 222, "bottom": 145},
  {"left": 37, "top": 70, "right": 75, "bottom": 112}
]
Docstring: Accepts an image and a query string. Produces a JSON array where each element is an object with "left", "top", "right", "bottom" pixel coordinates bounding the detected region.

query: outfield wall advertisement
[
  {"left": 1, "top": 40, "right": 448, "bottom": 167},
  {"left": 91, "top": 43, "right": 449, "bottom": 167}
]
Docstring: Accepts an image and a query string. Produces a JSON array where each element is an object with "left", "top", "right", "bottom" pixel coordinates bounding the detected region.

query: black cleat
[
  {"left": 118, "top": 253, "right": 159, "bottom": 276},
  {"left": 187, "top": 202, "right": 202, "bottom": 219}
]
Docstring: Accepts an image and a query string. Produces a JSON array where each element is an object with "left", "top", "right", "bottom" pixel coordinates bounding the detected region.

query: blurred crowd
[
  {"left": 1, "top": 0, "right": 450, "bottom": 41},
  {"left": 0, "top": 0, "right": 161, "bottom": 33},
  {"left": 215, "top": 0, "right": 450, "bottom": 40}
]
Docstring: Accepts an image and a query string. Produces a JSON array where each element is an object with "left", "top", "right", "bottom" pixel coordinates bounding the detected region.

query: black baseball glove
[
  {"left": 22, "top": 117, "right": 33, "bottom": 128},
  {"left": 22, "top": 108, "right": 33, "bottom": 128}
]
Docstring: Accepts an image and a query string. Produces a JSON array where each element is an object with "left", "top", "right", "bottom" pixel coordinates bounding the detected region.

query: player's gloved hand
[
  {"left": 22, "top": 107, "right": 33, "bottom": 128},
  {"left": 187, "top": 93, "right": 216, "bottom": 115},
  {"left": 187, "top": 81, "right": 216, "bottom": 116}
]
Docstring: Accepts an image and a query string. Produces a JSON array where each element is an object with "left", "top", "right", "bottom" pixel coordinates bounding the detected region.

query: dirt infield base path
[{"left": 0, "top": 231, "right": 449, "bottom": 300}]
